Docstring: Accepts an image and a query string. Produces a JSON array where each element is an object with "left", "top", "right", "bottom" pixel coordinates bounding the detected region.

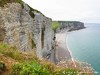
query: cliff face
[
  {"left": 0, "top": 3, "right": 55, "bottom": 62},
  {"left": 56, "top": 21, "right": 85, "bottom": 32},
  {"left": 33, "top": 11, "right": 55, "bottom": 61}
]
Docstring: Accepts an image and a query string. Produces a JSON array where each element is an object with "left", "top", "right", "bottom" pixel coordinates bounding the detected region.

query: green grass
[
  {"left": 0, "top": 43, "right": 38, "bottom": 62},
  {"left": 0, "top": 43, "right": 80, "bottom": 75},
  {"left": 11, "top": 61, "right": 79, "bottom": 75},
  {"left": 0, "top": 43, "right": 93, "bottom": 75},
  {"left": 52, "top": 21, "right": 59, "bottom": 32},
  {"left": 11, "top": 61, "right": 50, "bottom": 75}
]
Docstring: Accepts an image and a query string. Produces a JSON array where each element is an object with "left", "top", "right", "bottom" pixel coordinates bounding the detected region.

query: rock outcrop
[
  {"left": 0, "top": 2, "right": 55, "bottom": 62},
  {"left": 0, "top": 0, "right": 85, "bottom": 63},
  {"left": 56, "top": 21, "right": 85, "bottom": 32},
  {"left": 33, "top": 11, "right": 55, "bottom": 61}
]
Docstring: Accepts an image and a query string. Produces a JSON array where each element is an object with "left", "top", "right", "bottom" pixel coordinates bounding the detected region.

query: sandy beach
[
  {"left": 55, "top": 29, "right": 77, "bottom": 67},
  {"left": 55, "top": 29, "right": 72, "bottom": 62}
]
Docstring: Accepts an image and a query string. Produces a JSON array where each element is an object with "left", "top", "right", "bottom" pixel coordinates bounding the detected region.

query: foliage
[
  {"left": 54, "top": 69, "right": 78, "bottom": 75},
  {"left": 11, "top": 60, "right": 79, "bottom": 75},
  {"left": 0, "top": 43, "right": 38, "bottom": 62},
  {"left": 52, "top": 21, "right": 59, "bottom": 32},
  {"left": 0, "top": 43, "right": 93, "bottom": 75},
  {"left": 11, "top": 61, "right": 50, "bottom": 75}
]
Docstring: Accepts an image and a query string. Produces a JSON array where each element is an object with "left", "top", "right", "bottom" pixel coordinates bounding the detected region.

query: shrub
[
  {"left": 0, "top": 43, "right": 80, "bottom": 75},
  {"left": 52, "top": 21, "right": 59, "bottom": 32},
  {"left": 11, "top": 60, "right": 50, "bottom": 75},
  {"left": 54, "top": 69, "right": 78, "bottom": 75},
  {"left": 11, "top": 60, "right": 79, "bottom": 75}
]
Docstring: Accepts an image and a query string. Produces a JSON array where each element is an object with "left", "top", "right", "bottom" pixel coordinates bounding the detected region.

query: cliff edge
[
  {"left": 0, "top": 1, "right": 55, "bottom": 62},
  {"left": 53, "top": 21, "right": 85, "bottom": 32}
]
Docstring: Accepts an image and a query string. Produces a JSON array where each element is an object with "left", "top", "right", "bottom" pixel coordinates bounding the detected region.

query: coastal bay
[{"left": 67, "top": 23, "right": 100, "bottom": 73}]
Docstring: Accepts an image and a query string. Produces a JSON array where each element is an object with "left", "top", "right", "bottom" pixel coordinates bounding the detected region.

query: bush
[
  {"left": 11, "top": 61, "right": 50, "bottom": 75},
  {"left": 11, "top": 60, "right": 79, "bottom": 75},
  {"left": 52, "top": 21, "right": 59, "bottom": 32},
  {"left": 54, "top": 69, "right": 78, "bottom": 75},
  {"left": 0, "top": 43, "right": 79, "bottom": 75},
  {"left": 0, "top": 43, "right": 92, "bottom": 75}
]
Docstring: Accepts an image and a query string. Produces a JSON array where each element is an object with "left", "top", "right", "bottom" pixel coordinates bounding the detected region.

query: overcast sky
[{"left": 22, "top": 0, "right": 100, "bottom": 23}]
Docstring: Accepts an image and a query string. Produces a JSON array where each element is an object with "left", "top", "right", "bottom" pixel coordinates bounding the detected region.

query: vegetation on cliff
[
  {"left": 52, "top": 21, "right": 59, "bottom": 32},
  {"left": 0, "top": 0, "right": 93, "bottom": 75},
  {"left": 0, "top": 43, "right": 94, "bottom": 75},
  {"left": 0, "top": 43, "right": 78, "bottom": 75}
]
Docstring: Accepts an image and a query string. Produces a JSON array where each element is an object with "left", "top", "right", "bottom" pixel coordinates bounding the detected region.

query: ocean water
[{"left": 67, "top": 23, "right": 100, "bottom": 73}]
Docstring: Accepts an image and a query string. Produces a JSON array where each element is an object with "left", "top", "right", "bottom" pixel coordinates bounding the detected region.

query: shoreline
[
  {"left": 55, "top": 28, "right": 95, "bottom": 74},
  {"left": 66, "top": 34, "right": 76, "bottom": 67},
  {"left": 55, "top": 29, "right": 76, "bottom": 67}
]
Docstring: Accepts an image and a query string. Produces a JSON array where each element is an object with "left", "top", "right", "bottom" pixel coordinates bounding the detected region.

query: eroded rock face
[
  {"left": 0, "top": 16, "right": 5, "bottom": 41},
  {"left": 56, "top": 21, "right": 85, "bottom": 32},
  {"left": 33, "top": 11, "right": 55, "bottom": 61},
  {"left": 0, "top": 3, "right": 55, "bottom": 62},
  {"left": 0, "top": 3, "right": 33, "bottom": 51}
]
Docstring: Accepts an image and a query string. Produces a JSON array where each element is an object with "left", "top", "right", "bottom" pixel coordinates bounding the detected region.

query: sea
[{"left": 67, "top": 23, "right": 100, "bottom": 74}]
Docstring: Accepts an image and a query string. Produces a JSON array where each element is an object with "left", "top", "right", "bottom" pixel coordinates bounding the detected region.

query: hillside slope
[{"left": 0, "top": 43, "right": 94, "bottom": 75}]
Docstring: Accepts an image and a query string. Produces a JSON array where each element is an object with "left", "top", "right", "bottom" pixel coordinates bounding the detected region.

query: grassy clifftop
[
  {"left": 0, "top": 43, "right": 94, "bottom": 75},
  {"left": 0, "top": 43, "right": 79, "bottom": 75}
]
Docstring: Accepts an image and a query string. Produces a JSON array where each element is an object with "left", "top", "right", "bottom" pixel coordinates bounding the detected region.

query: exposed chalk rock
[
  {"left": 55, "top": 21, "right": 85, "bottom": 32},
  {"left": 0, "top": 3, "right": 55, "bottom": 62}
]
